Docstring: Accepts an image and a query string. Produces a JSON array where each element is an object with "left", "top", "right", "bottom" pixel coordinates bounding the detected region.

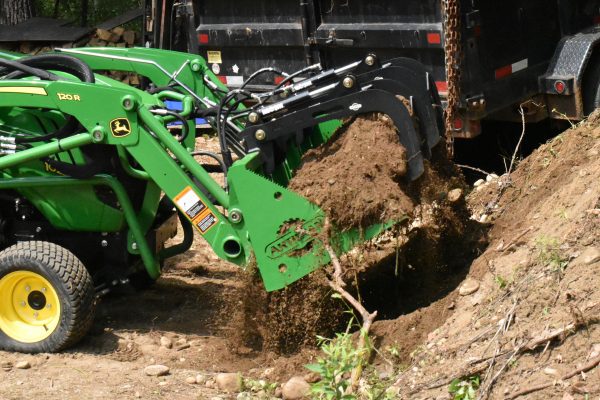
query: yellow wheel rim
[{"left": 0, "top": 271, "right": 61, "bottom": 343}]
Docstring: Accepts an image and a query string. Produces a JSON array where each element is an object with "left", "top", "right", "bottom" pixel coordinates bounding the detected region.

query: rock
[
  {"left": 175, "top": 343, "right": 191, "bottom": 351},
  {"left": 474, "top": 179, "right": 485, "bottom": 187},
  {"left": 215, "top": 372, "right": 242, "bottom": 393},
  {"left": 144, "top": 364, "right": 170, "bottom": 377},
  {"left": 274, "top": 387, "right": 283, "bottom": 398},
  {"left": 134, "top": 391, "right": 141, "bottom": 398},
  {"left": 447, "top": 188, "right": 463, "bottom": 203},
  {"left": 589, "top": 343, "right": 600, "bottom": 359},
  {"left": 543, "top": 367, "right": 558, "bottom": 376},
  {"left": 185, "top": 376, "right": 197, "bottom": 384},
  {"left": 486, "top": 174, "right": 498, "bottom": 182},
  {"left": 282, "top": 376, "right": 310, "bottom": 399},
  {"left": 303, "top": 372, "right": 320, "bottom": 383},
  {"left": 580, "top": 247, "right": 600, "bottom": 265},
  {"left": 160, "top": 336, "right": 173, "bottom": 349},
  {"left": 459, "top": 278, "right": 480, "bottom": 296},
  {"left": 1, "top": 361, "right": 13, "bottom": 371},
  {"left": 158, "top": 381, "right": 168, "bottom": 386},
  {"left": 15, "top": 361, "right": 31, "bottom": 370},
  {"left": 196, "top": 374, "right": 207, "bottom": 384},
  {"left": 562, "top": 393, "right": 575, "bottom": 400}
]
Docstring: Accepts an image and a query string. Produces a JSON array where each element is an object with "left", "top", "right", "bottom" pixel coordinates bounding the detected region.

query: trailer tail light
[
  {"left": 435, "top": 81, "right": 448, "bottom": 94},
  {"left": 198, "top": 33, "right": 209, "bottom": 44},
  {"left": 554, "top": 80, "right": 566, "bottom": 94},
  {"left": 274, "top": 76, "right": 285, "bottom": 85},
  {"left": 427, "top": 32, "right": 442, "bottom": 45},
  {"left": 217, "top": 76, "right": 227, "bottom": 84},
  {"left": 453, "top": 118, "right": 464, "bottom": 130}
]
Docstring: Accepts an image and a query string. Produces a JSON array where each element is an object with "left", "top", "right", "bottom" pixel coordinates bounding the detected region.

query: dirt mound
[
  {"left": 288, "top": 114, "right": 413, "bottom": 229},
  {"left": 388, "top": 116, "right": 600, "bottom": 399}
]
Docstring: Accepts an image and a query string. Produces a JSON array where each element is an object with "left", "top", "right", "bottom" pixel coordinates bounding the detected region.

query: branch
[
  {"left": 323, "top": 219, "right": 377, "bottom": 393},
  {"left": 506, "top": 355, "right": 600, "bottom": 399}
]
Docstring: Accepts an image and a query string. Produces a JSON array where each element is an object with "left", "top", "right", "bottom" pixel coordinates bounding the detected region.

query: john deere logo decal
[{"left": 110, "top": 118, "right": 131, "bottom": 137}]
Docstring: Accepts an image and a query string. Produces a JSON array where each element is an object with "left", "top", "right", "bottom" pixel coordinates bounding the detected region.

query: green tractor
[{"left": 0, "top": 47, "right": 443, "bottom": 352}]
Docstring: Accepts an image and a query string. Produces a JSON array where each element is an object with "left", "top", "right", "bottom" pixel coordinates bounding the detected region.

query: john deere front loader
[{"left": 0, "top": 47, "right": 442, "bottom": 352}]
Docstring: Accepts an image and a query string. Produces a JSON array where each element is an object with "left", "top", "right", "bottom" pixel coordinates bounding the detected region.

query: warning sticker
[
  {"left": 174, "top": 187, "right": 207, "bottom": 221},
  {"left": 196, "top": 212, "right": 217, "bottom": 233},
  {"left": 207, "top": 50, "right": 222, "bottom": 64}
]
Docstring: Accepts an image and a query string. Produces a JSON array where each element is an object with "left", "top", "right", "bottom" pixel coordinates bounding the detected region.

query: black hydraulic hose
[
  {"left": 146, "top": 85, "right": 178, "bottom": 94},
  {"left": 14, "top": 116, "right": 79, "bottom": 144},
  {"left": 163, "top": 110, "right": 189, "bottom": 143},
  {"left": 0, "top": 58, "right": 62, "bottom": 81},
  {"left": 239, "top": 67, "right": 287, "bottom": 90},
  {"left": 5, "top": 54, "right": 95, "bottom": 83},
  {"left": 191, "top": 150, "right": 227, "bottom": 175},
  {"left": 216, "top": 89, "right": 252, "bottom": 167}
]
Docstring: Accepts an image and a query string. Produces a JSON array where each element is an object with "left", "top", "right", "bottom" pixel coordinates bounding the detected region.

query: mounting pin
[
  {"left": 342, "top": 76, "right": 355, "bottom": 89},
  {"left": 248, "top": 112, "right": 260, "bottom": 124},
  {"left": 365, "top": 55, "right": 376, "bottom": 66},
  {"left": 255, "top": 129, "right": 267, "bottom": 141},
  {"left": 229, "top": 209, "right": 243, "bottom": 224}
]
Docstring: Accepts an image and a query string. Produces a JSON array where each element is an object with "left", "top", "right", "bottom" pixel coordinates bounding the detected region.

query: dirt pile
[
  {"left": 288, "top": 114, "right": 412, "bottom": 229},
  {"left": 385, "top": 115, "right": 600, "bottom": 399},
  {"left": 230, "top": 113, "right": 481, "bottom": 355}
]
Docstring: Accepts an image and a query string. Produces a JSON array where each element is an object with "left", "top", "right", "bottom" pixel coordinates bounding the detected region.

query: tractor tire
[
  {"left": 0, "top": 241, "right": 96, "bottom": 353},
  {"left": 583, "top": 52, "right": 600, "bottom": 115}
]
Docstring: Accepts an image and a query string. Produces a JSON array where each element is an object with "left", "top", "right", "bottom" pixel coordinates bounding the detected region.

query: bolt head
[
  {"left": 255, "top": 129, "right": 267, "bottom": 141},
  {"left": 342, "top": 76, "right": 354, "bottom": 89},
  {"left": 132, "top": 242, "right": 138, "bottom": 250},
  {"left": 248, "top": 112, "right": 260, "bottom": 124},
  {"left": 101, "top": 240, "right": 108, "bottom": 248},
  {"left": 230, "top": 210, "right": 243, "bottom": 223},
  {"left": 365, "top": 55, "right": 375, "bottom": 66}
]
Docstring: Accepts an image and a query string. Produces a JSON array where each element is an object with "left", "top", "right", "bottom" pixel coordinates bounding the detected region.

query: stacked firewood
[{"left": 6, "top": 27, "right": 141, "bottom": 85}]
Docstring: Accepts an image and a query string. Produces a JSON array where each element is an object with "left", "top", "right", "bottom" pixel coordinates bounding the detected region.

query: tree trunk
[{"left": 0, "top": 0, "right": 34, "bottom": 26}]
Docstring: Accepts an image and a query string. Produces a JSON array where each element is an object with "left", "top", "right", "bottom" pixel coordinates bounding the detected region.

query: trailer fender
[{"left": 541, "top": 27, "right": 600, "bottom": 120}]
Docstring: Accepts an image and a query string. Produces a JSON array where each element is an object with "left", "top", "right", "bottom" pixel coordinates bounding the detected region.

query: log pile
[{"left": 3, "top": 27, "right": 141, "bottom": 85}]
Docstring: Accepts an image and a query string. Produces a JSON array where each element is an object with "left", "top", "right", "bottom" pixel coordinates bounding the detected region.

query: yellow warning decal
[
  {"left": 194, "top": 211, "right": 218, "bottom": 234},
  {"left": 207, "top": 50, "right": 222, "bottom": 64},
  {"left": 174, "top": 186, "right": 219, "bottom": 235},
  {"left": 0, "top": 87, "right": 47, "bottom": 95}
]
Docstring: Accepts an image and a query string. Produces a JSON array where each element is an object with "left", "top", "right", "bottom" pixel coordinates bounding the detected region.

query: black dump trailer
[{"left": 144, "top": 0, "right": 600, "bottom": 138}]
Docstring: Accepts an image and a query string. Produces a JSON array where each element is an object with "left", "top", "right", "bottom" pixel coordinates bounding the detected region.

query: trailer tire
[
  {"left": 0, "top": 241, "right": 95, "bottom": 353},
  {"left": 582, "top": 52, "right": 600, "bottom": 115}
]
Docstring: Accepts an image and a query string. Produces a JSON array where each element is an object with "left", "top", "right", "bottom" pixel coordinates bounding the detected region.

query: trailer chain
[{"left": 442, "top": 0, "right": 462, "bottom": 157}]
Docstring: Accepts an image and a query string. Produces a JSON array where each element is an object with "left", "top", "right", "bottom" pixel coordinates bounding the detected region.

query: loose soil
[
  {"left": 288, "top": 114, "right": 412, "bottom": 229},
  {"left": 1, "top": 115, "right": 599, "bottom": 399}
]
